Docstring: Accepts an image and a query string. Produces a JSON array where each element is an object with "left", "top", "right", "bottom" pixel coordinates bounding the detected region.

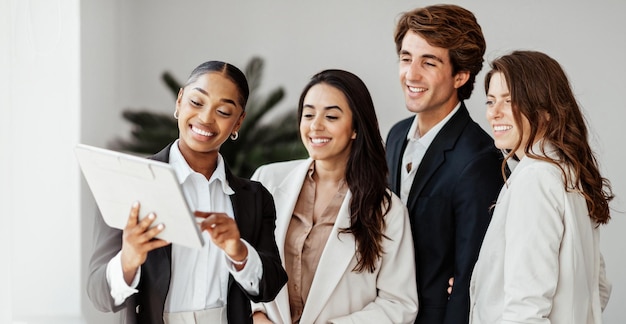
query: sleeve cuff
[
  {"left": 250, "top": 301, "right": 267, "bottom": 314},
  {"left": 225, "top": 239, "right": 262, "bottom": 295},
  {"left": 106, "top": 251, "right": 140, "bottom": 306}
]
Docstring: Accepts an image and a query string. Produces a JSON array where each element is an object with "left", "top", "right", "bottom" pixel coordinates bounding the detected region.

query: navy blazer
[
  {"left": 386, "top": 104, "right": 504, "bottom": 324},
  {"left": 87, "top": 143, "right": 287, "bottom": 324}
]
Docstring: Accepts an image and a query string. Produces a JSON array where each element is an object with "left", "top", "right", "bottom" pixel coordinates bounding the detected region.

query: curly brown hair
[
  {"left": 485, "top": 51, "right": 614, "bottom": 224},
  {"left": 394, "top": 4, "right": 486, "bottom": 100}
]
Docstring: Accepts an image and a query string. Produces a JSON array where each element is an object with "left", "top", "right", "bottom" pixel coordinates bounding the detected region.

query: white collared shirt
[
  {"left": 400, "top": 103, "right": 461, "bottom": 203},
  {"left": 106, "top": 140, "right": 262, "bottom": 311}
]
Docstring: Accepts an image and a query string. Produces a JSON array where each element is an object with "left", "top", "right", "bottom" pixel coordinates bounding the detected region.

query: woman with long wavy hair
[
  {"left": 470, "top": 51, "right": 614, "bottom": 324},
  {"left": 250, "top": 69, "right": 418, "bottom": 323}
]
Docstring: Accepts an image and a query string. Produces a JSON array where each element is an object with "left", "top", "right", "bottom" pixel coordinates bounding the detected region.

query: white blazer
[
  {"left": 470, "top": 143, "right": 611, "bottom": 324},
  {"left": 251, "top": 159, "right": 418, "bottom": 324}
]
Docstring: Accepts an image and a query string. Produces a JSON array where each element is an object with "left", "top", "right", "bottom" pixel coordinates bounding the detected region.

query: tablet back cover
[{"left": 75, "top": 144, "right": 204, "bottom": 249}]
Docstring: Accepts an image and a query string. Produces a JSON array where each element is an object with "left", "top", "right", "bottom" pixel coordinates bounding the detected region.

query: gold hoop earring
[
  {"left": 173, "top": 110, "right": 179, "bottom": 119},
  {"left": 230, "top": 131, "right": 239, "bottom": 140}
]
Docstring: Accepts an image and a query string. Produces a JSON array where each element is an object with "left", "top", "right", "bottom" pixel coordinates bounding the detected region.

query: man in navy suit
[{"left": 385, "top": 5, "right": 505, "bottom": 324}]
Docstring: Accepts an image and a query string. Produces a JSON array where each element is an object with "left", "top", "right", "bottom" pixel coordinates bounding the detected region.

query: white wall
[
  {"left": 4, "top": 0, "right": 623, "bottom": 323},
  {"left": 1, "top": 0, "right": 83, "bottom": 323},
  {"left": 0, "top": 0, "right": 13, "bottom": 323},
  {"left": 79, "top": 0, "right": 122, "bottom": 322}
]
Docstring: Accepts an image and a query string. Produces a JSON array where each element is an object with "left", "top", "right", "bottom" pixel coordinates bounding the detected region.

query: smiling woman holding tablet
[{"left": 86, "top": 60, "right": 287, "bottom": 324}]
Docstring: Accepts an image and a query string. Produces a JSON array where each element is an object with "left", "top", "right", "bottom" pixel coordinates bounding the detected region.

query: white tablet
[{"left": 75, "top": 143, "right": 204, "bottom": 249}]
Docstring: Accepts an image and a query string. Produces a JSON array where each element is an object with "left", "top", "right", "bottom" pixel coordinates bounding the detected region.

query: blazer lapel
[
  {"left": 228, "top": 174, "right": 254, "bottom": 241},
  {"left": 271, "top": 159, "right": 314, "bottom": 323},
  {"left": 273, "top": 159, "right": 313, "bottom": 262},
  {"left": 407, "top": 104, "right": 471, "bottom": 212},
  {"left": 299, "top": 191, "right": 356, "bottom": 324},
  {"left": 388, "top": 121, "right": 411, "bottom": 194}
]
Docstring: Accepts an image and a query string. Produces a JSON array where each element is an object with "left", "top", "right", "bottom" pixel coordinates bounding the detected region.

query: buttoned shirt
[
  {"left": 106, "top": 140, "right": 262, "bottom": 313},
  {"left": 285, "top": 163, "right": 347, "bottom": 323},
  {"left": 400, "top": 103, "right": 460, "bottom": 203}
]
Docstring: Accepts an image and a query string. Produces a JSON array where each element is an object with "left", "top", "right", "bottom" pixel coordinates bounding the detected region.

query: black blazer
[
  {"left": 386, "top": 104, "right": 504, "bottom": 324},
  {"left": 87, "top": 143, "right": 287, "bottom": 324}
]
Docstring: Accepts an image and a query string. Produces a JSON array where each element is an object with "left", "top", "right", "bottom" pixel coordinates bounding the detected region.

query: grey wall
[{"left": 78, "top": 0, "right": 625, "bottom": 323}]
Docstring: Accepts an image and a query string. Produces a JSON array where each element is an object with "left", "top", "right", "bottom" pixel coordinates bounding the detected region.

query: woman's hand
[
  {"left": 120, "top": 202, "right": 169, "bottom": 285},
  {"left": 196, "top": 212, "right": 248, "bottom": 270},
  {"left": 252, "top": 311, "right": 273, "bottom": 324}
]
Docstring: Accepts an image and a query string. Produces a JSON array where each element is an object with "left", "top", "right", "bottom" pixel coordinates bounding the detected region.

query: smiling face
[
  {"left": 299, "top": 83, "right": 356, "bottom": 166},
  {"left": 176, "top": 72, "right": 245, "bottom": 160},
  {"left": 485, "top": 72, "right": 530, "bottom": 159},
  {"left": 398, "top": 31, "right": 469, "bottom": 121}
]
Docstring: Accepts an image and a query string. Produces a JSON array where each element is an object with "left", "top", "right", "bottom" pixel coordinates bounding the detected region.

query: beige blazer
[
  {"left": 470, "top": 143, "right": 611, "bottom": 324},
  {"left": 251, "top": 159, "right": 418, "bottom": 324}
]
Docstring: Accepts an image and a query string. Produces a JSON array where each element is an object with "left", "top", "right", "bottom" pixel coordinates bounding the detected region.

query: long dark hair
[
  {"left": 298, "top": 69, "right": 392, "bottom": 272},
  {"left": 485, "top": 51, "right": 613, "bottom": 224}
]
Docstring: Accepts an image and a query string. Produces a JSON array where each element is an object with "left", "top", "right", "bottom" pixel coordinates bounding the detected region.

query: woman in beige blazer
[
  {"left": 250, "top": 69, "right": 418, "bottom": 324},
  {"left": 470, "top": 51, "right": 614, "bottom": 323}
]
